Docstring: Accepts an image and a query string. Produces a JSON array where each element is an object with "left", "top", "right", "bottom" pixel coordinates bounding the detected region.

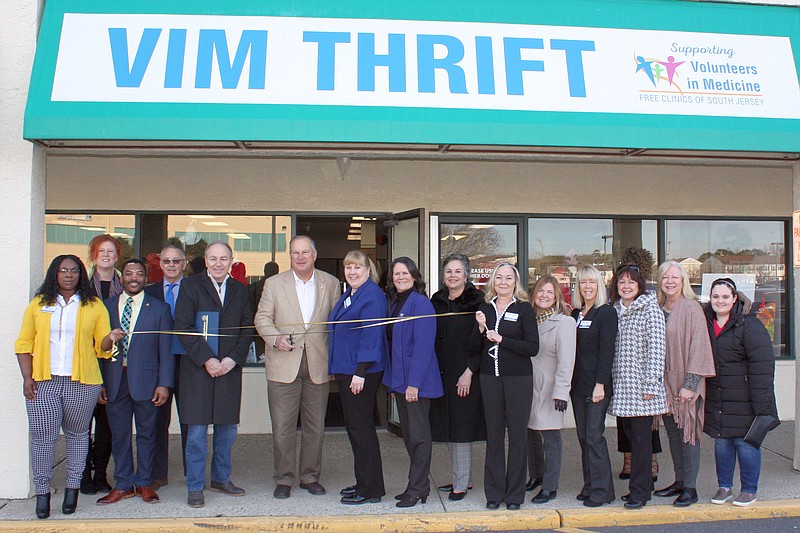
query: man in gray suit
[{"left": 255, "top": 236, "right": 340, "bottom": 499}]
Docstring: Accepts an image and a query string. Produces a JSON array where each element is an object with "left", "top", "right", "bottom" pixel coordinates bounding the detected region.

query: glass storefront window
[
  {"left": 45, "top": 213, "right": 137, "bottom": 270},
  {"left": 440, "top": 223, "right": 518, "bottom": 291},
  {"left": 666, "top": 219, "right": 787, "bottom": 359},
  {"left": 527, "top": 218, "right": 658, "bottom": 306}
]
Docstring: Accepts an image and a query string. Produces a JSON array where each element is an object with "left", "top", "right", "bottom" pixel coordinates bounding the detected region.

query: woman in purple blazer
[{"left": 383, "top": 257, "right": 443, "bottom": 508}]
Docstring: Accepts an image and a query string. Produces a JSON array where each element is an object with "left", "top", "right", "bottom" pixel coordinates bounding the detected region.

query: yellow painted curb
[
  {"left": 0, "top": 510, "right": 561, "bottom": 533},
  {"left": 560, "top": 499, "right": 800, "bottom": 528}
]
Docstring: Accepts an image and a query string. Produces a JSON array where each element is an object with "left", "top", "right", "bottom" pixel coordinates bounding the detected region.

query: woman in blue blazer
[
  {"left": 329, "top": 251, "right": 388, "bottom": 505},
  {"left": 383, "top": 257, "right": 443, "bottom": 508}
]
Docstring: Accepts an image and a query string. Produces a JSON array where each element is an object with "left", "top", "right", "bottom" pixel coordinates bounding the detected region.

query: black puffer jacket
[{"left": 703, "top": 293, "right": 778, "bottom": 439}]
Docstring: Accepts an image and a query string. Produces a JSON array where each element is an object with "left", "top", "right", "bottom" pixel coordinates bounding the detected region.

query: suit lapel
[
  {"left": 199, "top": 274, "right": 223, "bottom": 310},
  {"left": 281, "top": 273, "right": 304, "bottom": 328}
]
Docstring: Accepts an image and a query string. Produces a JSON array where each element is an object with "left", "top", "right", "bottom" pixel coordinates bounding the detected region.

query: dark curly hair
[
  {"left": 619, "top": 246, "right": 654, "bottom": 281},
  {"left": 36, "top": 255, "right": 97, "bottom": 306}
]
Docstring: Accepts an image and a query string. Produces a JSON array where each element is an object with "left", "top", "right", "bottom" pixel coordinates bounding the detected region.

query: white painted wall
[{"left": 0, "top": 0, "right": 44, "bottom": 499}]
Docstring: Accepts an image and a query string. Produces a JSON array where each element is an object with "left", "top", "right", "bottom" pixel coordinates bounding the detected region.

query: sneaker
[
  {"left": 711, "top": 487, "right": 733, "bottom": 504},
  {"left": 732, "top": 492, "right": 757, "bottom": 507}
]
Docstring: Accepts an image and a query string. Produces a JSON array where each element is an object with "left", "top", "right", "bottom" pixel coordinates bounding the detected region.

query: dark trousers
[
  {"left": 664, "top": 409, "right": 702, "bottom": 489},
  {"left": 617, "top": 420, "right": 661, "bottom": 453},
  {"left": 106, "top": 371, "right": 158, "bottom": 491},
  {"left": 338, "top": 372, "right": 385, "bottom": 499},
  {"left": 619, "top": 415, "right": 654, "bottom": 502},
  {"left": 527, "top": 429, "right": 563, "bottom": 492},
  {"left": 480, "top": 374, "right": 532, "bottom": 506},
  {"left": 84, "top": 403, "right": 112, "bottom": 478},
  {"left": 153, "top": 355, "right": 187, "bottom": 480},
  {"left": 571, "top": 393, "right": 615, "bottom": 503},
  {"left": 396, "top": 396, "right": 432, "bottom": 498}
]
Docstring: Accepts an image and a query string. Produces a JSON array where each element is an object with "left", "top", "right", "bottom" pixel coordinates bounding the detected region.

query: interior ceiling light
[
  {"left": 352, "top": 216, "right": 377, "bottom": 221},
  {"left": 441, "top": 234, "right": 467, "bottom": 240},
  {"left": 202, "top": 221, "right": 229, "bottom": 226},
  {"left": 468, "top": 224, "right": 494, "bottom": 229},
  {"left": 350, "top": 222, "right": 362, "bottom": 228},
  {"left": 227, "top": 233, "right": 251, "bottom": 239},
  {"left": 77, "top": 226, "right": 107, "bottom": 231},
  {"left": 346, "top": 235, "right": 361, "bottom": 240},
  {"left": 187, "top": 215, "right": 216, "bottom": 219}
]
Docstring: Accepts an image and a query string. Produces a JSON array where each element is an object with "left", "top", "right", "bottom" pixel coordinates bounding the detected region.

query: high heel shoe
[
  {"left": 394, "top": 491, "right": 409, "bottom": 501},
  {"left": 35, "top": 493, "right": 50, "bottom": 519},
  {"left": 396, "top": 495, "right": 426, "bottom": 508},
  {"left": 62, "top": 488, "right": 78, "bottom": 514}
]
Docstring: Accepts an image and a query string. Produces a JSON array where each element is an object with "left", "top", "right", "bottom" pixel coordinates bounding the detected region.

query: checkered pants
[
  {"left": 25, "top": 376, "right": 101, "bottom": 494},
  {"left": 448, "top": 442, "right": 473, "bottom": 492}
]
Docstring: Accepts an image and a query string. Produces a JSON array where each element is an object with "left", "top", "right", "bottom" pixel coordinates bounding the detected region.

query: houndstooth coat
[{"left": 609, "top": 291, "right": 667, "bottom": 417}]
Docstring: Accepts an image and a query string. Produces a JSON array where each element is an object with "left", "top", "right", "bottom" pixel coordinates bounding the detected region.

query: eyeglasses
[
  {"left": 711, "top": 277, "right": 737, "bottom": 292},
  {"left": 160, "top": 258, "right": 185, "bottom": 265},
  {"left": 58, "top": 268, "right": 80, "bottom": 274}
]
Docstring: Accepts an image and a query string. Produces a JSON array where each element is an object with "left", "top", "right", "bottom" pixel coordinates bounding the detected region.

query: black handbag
[{"left": 744, "top": 414, "right": 780, "bottom": 448}]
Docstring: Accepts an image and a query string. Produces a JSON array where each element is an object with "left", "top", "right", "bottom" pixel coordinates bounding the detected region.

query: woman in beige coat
[
  {"left": 527, "top": 276, "right": 576, "bottom": 504},
  {"left": 653, "top": 261, "right": 715, "bottom": 507}
]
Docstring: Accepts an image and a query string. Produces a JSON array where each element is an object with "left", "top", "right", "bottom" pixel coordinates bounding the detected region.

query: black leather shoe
[
  {"left": 396, "top": 495, "right": 426, "bottom": 508},
  {"left": 486, "top": 501, "right": 500, "bottom": 510},
  {"left": 340, "top": 485, "right": 356, "bottom": 497},
  {"left": 673, "top": 488, "right": 698, "bottom": 507},
  {"left": 583, "top": 498, "right": 608, "bottom": 507},
  {"left": 299, "top": 482, "right": 326, "bottom": 496},
  {"left": 506, "top": 503, "right": 520, "bottom": 510},
  {"left": 35, "top": 493, "right": 50, "bottom": 519},
  {"left": 62, "top": 488, "right": 78, "bottom": 514},
  {"left": 449, "top": 491, "right": 466, "bottom": 501},
  {"left": 79, "top": 474, "right": 96, "bottom": 495},
  {"left": 576, "top": 491, "right": 591, "bottom": 501},
  {"left": 438, "top": 483, "right": 473, "bottom": 492},
  {"left": 525, "top": 476, "right": 543, "bottom": 491},
  {"left": 624, "top": 499, "right": 647, "bottom": 509},
  {"left": 341, "top": 494, "right": 381, "bottom": 505},
  {"left": 655, "top": 481, "right": 684, "bottom": 498},
  {"left": 621, "top": 493, "right": 631, "bottom": 502},
  {"left": 210, "top": 480, "right": 246, "bottom": 496},
  {"left": 531, "top": 489, "right": 557, "bottom": 504},
  {"left": 273, "top": 484, "right": 291, "bottom": 499},
  {"left": 93, "top": 473, "right": 112, "bottom": 494}
]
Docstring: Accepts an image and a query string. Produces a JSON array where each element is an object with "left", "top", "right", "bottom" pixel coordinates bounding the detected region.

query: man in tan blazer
[{"left": 254, "top": 235, "right": 340, "bottom": 499}]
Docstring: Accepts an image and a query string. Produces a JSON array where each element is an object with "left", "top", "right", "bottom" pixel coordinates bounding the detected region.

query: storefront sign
[
  {"left": 50, "top": 14, "right": 799, "bottom": 120},
  {"left": 793, "top": 210, "right": 800, "bottom": 268}
]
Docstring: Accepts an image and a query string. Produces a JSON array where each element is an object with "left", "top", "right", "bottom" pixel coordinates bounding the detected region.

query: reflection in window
[
  {"left": 666, "top": 220, "right": 787, "bottom": 359},
  {"left": 440, "top": 223, "right": 518, "bottom": 290},
  {"left": 527, "top": 218, "right": 658, "bottom": 307},
  {"left": 44, "top": 214, "right": 137, "bottom": 270}
]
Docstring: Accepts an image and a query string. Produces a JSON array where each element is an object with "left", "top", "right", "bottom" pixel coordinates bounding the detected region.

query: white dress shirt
[
  {"left": 49, "top": 294, "right": 80, "bottom": 376},
  {"left": 293, "top": 270, "right": 317, "bottom": 328},
  {"left": 207, "top": 272, "right": 230, "bottom": 305}
]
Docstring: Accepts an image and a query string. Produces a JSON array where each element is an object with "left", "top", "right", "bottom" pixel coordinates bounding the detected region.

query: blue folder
[{"left": 195, "top": 311, "right": 220, "bottom": 357}]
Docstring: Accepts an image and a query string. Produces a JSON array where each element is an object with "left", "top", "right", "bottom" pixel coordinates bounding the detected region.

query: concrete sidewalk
[{"left": 1, "top": 421, "right": 798, "bottom": 531}]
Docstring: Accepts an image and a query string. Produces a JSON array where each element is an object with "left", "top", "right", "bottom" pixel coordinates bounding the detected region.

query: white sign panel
[
  {"left": 700, "top": 273, "right": 756, "bottom": 303},
  {"left": 793, "top": 210, "right": 800, "bottom": 268},
  {"left": 50, "top": 14, "right": 800, "bottom": 119}
]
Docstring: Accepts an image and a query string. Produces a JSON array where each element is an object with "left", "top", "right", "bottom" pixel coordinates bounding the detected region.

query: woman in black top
[
  {"left": 469, "top": 263, "right": 538, "bottom": 511},
  {"left": 429, "top": 254, "right": 486, "bottom": 501},
  {"left": 570, "top": 265, "right": 617, "bottom": 507}
]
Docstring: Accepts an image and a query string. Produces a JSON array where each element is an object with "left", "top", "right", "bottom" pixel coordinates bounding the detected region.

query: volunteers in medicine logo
[{"left": 634, "top": 45, "right": 765, "bottom": 108}]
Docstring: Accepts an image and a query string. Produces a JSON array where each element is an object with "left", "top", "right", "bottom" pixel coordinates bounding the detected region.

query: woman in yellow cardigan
[{"left": 15, "top": 255, "right": 119, "bottom": 519}]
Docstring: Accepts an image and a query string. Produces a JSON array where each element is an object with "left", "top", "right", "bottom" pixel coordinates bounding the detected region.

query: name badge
[
  {"left": 344, "top": 296, "right": 351, "bottom": 309},
  {"left": 41, "top": 306, "right": 56, "bottom": 313},
  {"left": 579, "top": 320, "right": 592, "bottom": 329},
  {"left": 504, "top": 312, "right": 519, "bottom": 322}
]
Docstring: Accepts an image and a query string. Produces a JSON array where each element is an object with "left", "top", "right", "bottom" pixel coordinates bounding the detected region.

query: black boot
[
  {"left": 80, "top": 471, "right": 96, "bottom": 495},
  {"left": 93, "top": 471, "right": 112, "bottom": 493},
  {"left": 62, "top": 488, "right": 79, "bottom": 514},
  {"left": 35, "top": 493, "right": 50, "bottom": 519}
]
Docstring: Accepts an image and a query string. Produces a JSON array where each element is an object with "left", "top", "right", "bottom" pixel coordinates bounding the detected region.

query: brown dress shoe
[
  {"left": 96, "top": 488, "right": 135, "bottom": 505},
  {"left": 136, "top": 486, "right": 160, "bottom": 503}
]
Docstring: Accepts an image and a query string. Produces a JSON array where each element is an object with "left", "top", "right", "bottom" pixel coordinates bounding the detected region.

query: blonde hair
[
  {"left": 656, "top": 260, "right": 697, "bottom": 306},
  {"left": 484, "top": 263, "right": 528, "bottom": 303},
  {"left": 530, "top": 275, "right": 570, "bottom": 315},
  {"left": 343, "top": 250, "right": 379, "bottom": 284},
  {"left": 573, "top": 264, "right": 608, "bottom": 309}
]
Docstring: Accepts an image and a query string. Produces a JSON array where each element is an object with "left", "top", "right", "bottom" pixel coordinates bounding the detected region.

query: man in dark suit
[
  {"left": 97, "top": 259, "right": 174, "bottom": 505},
  {"left": 174, "top": 241, "right": 254, "bottom": 509},
  {"left": 144, "top": 245, "right": 188, "bottom": 488}
]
